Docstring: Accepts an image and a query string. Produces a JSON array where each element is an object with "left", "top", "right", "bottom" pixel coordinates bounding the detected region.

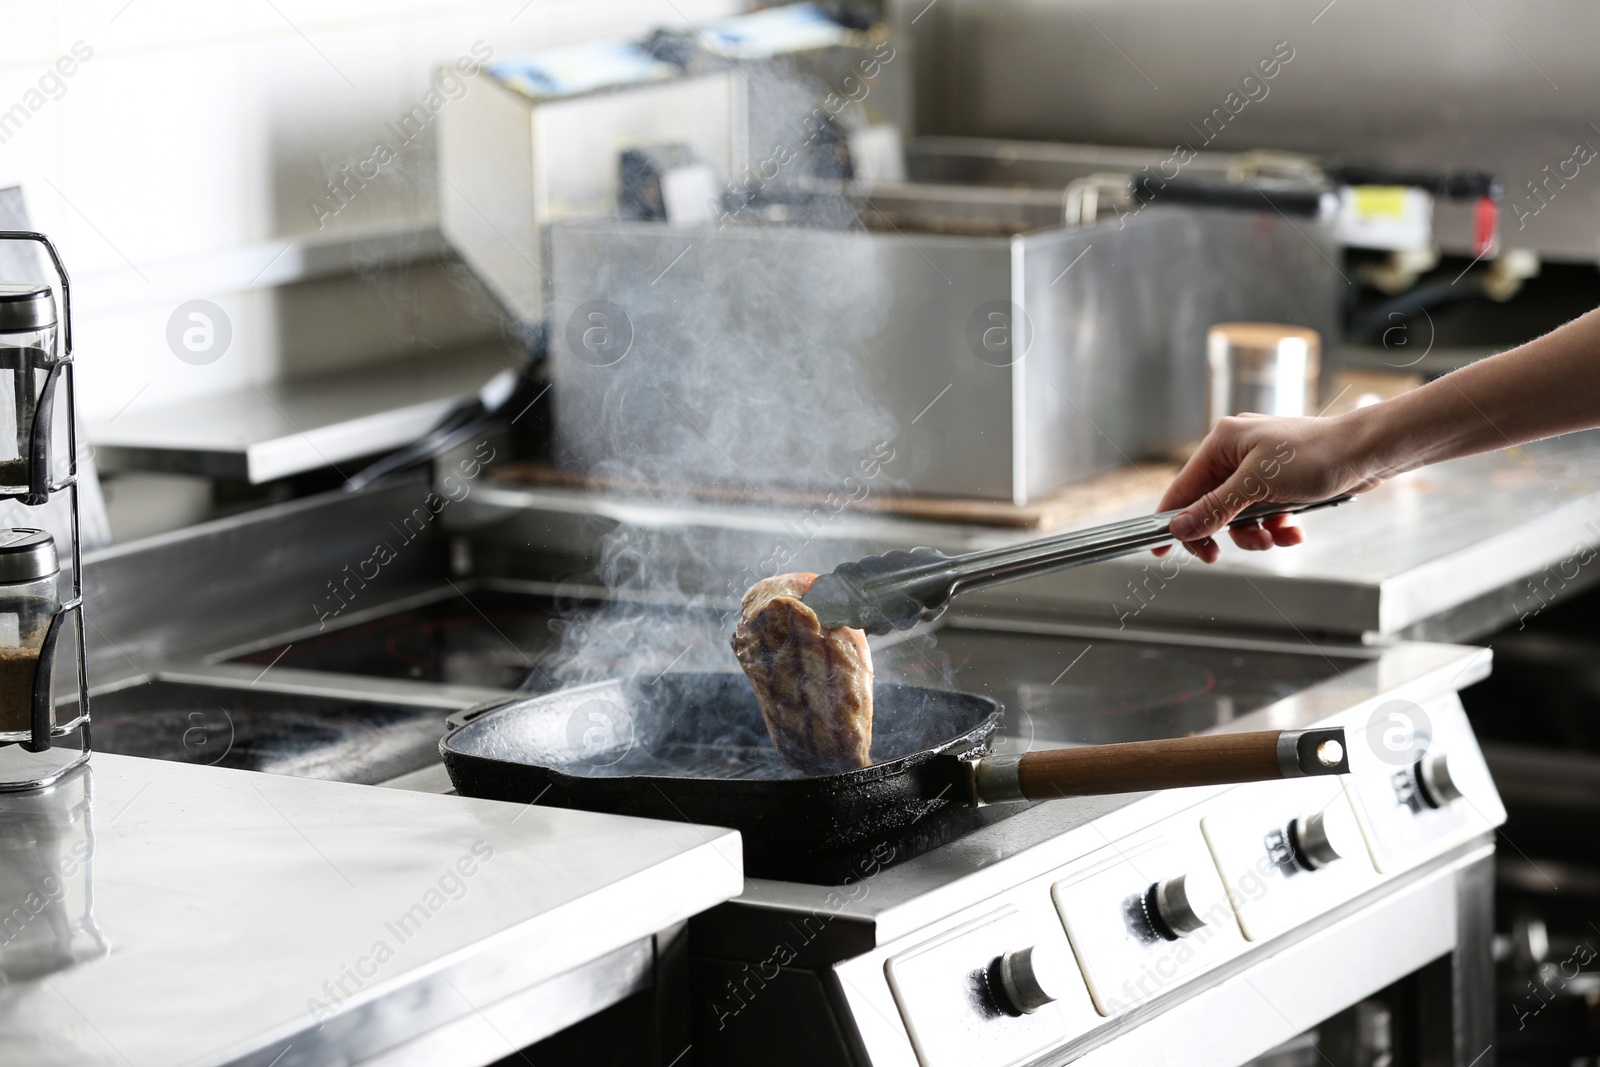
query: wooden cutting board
[{"left": 490, "top": 461, "right": 1178, "bottom": 530}]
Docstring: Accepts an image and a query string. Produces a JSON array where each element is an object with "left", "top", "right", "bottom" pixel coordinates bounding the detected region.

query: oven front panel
[
  {"left": 832, "top": 695, "right": 1502, "bottom": 1067},
  {"left": 1052, "top": 825, "right": 1246, "bottom": 1016}
]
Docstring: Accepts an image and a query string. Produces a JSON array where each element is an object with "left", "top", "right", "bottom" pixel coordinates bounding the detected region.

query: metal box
[
  {"left": 435, "top": 18, "right": 910, "bottom": 329},
  {"left": 548, "top": 195, "right": 1339, "bottom": 504},
  {"left": 437, "top": 71, "right": 743, "bottom": 325}
]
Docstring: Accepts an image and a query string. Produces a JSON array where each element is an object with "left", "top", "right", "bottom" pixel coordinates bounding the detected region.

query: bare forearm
[
  {"left": 1350, "top": 307, "right": 1600, "bottom": 475},
  {"left": 1158, "top": 305, "right": 1600, "bottom": 559}
]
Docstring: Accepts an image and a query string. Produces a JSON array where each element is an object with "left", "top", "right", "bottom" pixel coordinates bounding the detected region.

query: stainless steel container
[
  {"left": 437, "top": 69, "right": 742, "bottom": 325},
  {"left": 547, "top": 190, "right": 1340, "bottom": 504},
  {"left": 1206, "top": 322, "right": 1322, "bottom": 424}
]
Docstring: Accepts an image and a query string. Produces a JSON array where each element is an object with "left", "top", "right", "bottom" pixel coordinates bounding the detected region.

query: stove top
[
  {"left": 84, "top": 681, "right": 460, "bottom": 785},
  {"left": 232, "top": 588, "right": 571, "bottom": 690},
  {"left": 879, "top": 621, "right": 1361, "bottom": 751},
  {"left": 790, "top": 622, "right": 1360, "bottom": 882},
  {"left": 216, "top": 589, "right": 1364, "bottom": 881},
  {"left": 230, "top": 587, "right": 729, "bottom": 692},
  {"left": 232, "top": 589, "right": 1353, "bottom": 741}
]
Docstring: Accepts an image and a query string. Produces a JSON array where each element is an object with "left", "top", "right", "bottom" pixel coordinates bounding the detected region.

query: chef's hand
[
  {"left": 1155, "top": 306, "right": 1600, "bottom": 563},
  {"left": 1155, "top": 412, "right": 1385, "bottom": 564}
]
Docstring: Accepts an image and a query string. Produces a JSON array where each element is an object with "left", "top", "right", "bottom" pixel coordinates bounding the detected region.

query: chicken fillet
[{"left": 731, "top": 572, "right": 873, "bottom": 774}]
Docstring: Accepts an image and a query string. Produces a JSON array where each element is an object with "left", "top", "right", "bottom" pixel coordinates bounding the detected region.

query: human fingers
[
  {"left": 1156, "top": 428, "right": 1245, "bottom": 513},
  {"left": 1177, "top": 536, "right": 1221, "bottom": 563},
  {"left": 1158, "top": 460, "right": 1231, "bottom": 514},
  {"left": 1263, "top": 513, "right": 1305, "bottom": 548},
  {"left": 1229, "top": 520, "right": 1275, "bottom": 551},
  {"left": 1169, "top": 466, "right": 1263, "bottom": 543}
]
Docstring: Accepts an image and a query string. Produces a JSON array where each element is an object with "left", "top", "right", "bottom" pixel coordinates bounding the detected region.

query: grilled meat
[{"left": 731, "top": 572, "right": 874, "bottom": 774}]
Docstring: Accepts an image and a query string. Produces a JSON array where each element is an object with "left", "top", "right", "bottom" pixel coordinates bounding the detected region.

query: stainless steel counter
[
  {"left": 0, "top": 754, "right": 742, "bottom": 1067},
  {"left": 459, "top": 429, "right": 1600, "bottom": 640}
]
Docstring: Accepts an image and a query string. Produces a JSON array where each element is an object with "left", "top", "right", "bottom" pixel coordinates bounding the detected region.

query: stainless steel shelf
[{"left": 89, "top": 344, "right": 518, "bottom": 484}]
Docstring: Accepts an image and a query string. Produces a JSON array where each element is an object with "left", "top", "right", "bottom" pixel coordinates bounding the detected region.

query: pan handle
[
  {"left": 970, "top": 728, "right": 1349, "bottom": 804},
  {"left": 445, "top": 697, "right": 520, "bottom": 733}
]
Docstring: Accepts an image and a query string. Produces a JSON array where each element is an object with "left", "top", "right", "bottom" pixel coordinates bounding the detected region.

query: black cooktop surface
[
  {"left": 232, "top": 588, "right": 730, "bottom": 692},
  {"left": 231, "top": 588, "right": 1359, "bottom": 751},
  {"left": 233, "top": 588, "right": 565, "bottom": 689},
  {"left": 878, "top": 624, "right": 1363, "bottom": 751},
  {"left": 85, "top": 681, "right": 458, "bottom": 785},
  {"left": 214, "top": 588, "right": 1364, "bottom": 883}
]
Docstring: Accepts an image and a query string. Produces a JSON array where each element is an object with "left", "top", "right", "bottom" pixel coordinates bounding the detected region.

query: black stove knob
[
  {"left": 1416, "top": 752, "right": 1464, "bottom": 807},
  {"left": 1290, "top": 811, "right": 1341, "bottom": 870},
  {"left": 1148, "top": 875, "right": 1209, "bottom": 939},
  {"left": 989, "top": 946, "right": 1064, "bottom": 1015}
]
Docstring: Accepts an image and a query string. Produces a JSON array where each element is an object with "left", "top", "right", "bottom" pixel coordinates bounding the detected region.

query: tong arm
[{"left": 802, "top": 496, "right": 1353, "bottom": 633}]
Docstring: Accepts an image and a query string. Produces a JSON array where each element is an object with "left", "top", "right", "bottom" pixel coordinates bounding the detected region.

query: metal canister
[{"left": 1206, "top": 323, "right": 1321, "bottom": 425}]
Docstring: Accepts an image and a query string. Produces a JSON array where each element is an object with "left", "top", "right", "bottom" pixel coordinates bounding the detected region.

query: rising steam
[{"left": 538, "top": 65, "right": 914, "bottom": 691}]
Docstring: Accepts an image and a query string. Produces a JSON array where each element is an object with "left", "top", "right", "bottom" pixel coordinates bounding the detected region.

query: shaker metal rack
[{"left": 0, "top": 231, "right": 92, "bottom": 790}]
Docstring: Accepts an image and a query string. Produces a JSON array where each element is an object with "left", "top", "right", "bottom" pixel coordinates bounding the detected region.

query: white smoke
[{"left": 539, "top": 64, "right": 909, "bottom": 690}]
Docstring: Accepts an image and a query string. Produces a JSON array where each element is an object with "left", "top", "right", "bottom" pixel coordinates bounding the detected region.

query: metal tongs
[{"left": 801, "top": 495, "right": 1355, "bottom": 634}]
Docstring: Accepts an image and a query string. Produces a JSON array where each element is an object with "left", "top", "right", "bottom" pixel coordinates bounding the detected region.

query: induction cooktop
[
  {"left": 206, "top": 587, "right": 1366, "bottom": 881},
  {"left": 876, "top": 621, "right": 1364, "bottom": 751},
  {"left": 229, "top": 587, "right": 731, "bottom": 693},
  {"left": 228, "top": 587, "right": 1361, "bottom": 749},
  {"left": 82, "top": 680, "right": 459, "bottom": 785}
]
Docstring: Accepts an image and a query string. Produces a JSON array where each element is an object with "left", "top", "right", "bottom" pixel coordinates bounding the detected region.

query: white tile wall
[
  {"left": 245, "top": 27, "right": 418, "bottom": 239},
  {"left": 0, "top": 0, "right": 745, "bottom": 422},
  {"left": 59, "top": 44, "right": 252, "bottom": 269},
  {"left": 0, "top": 4, "right": 61, "bottom": 67}
]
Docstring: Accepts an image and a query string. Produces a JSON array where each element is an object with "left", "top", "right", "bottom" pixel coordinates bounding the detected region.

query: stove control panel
[
  {"left": 1201, "top": 777, "right": 1381, "bottom": 941},
  {"left": 1342, "top": 693, "right": 1504, "bottom": 874},
  {"left": 884, "top": 907, "right": 1092, "bottom": 1067},
  {"left": 1051, "top": 829, "right": 1246, "bottom": 1016},
  {"left": 841, "top": 687, "right": 1506, "bottom": 1067}
]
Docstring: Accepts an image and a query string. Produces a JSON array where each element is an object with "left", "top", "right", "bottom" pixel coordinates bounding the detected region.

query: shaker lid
[
  {"left": 0, "top": 529, "right": 59, "bottom": 582},
  {"left": 1207, "top": 322, "right": 1321, "bottom": 358},
  {"left": 0, "top": 283, "right": 58, "bottom": 332}
]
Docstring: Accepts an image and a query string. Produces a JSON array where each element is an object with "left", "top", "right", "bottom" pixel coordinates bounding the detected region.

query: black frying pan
[{"left": 441, "top": 672, "right": 1347, "bottom": 881}]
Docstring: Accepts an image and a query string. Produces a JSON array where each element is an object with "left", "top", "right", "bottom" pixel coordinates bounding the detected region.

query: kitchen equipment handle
[
  {"left": 445, "top": 698, "right": 518, "bottom": 733},
  {"left": 971, "top": 727, "right": 1349, "bottom": 804},
  {"left": 1130, "top": 174, "right": 1328, "bottom": 218},
  {"left": 1319, "top": 164, "right": 1501, "bottom": 201}
]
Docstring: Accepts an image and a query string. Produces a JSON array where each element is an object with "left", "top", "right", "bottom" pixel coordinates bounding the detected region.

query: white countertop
[{"left": 0, "top": 753, "right": 742, "bottom": 1067}]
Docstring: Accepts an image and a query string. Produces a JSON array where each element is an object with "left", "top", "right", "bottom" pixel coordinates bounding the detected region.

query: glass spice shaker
[
  {"left": 0, "top": 284, "right": 60, "bottom": 495},
  {"left": 0, "top": 529, "right": 60, "bottom": 738}
]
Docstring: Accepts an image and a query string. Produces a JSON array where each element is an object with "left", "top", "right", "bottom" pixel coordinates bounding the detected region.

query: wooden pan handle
[{"left": 970, "top": 728, "right": 1349, "bottom": 804}]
